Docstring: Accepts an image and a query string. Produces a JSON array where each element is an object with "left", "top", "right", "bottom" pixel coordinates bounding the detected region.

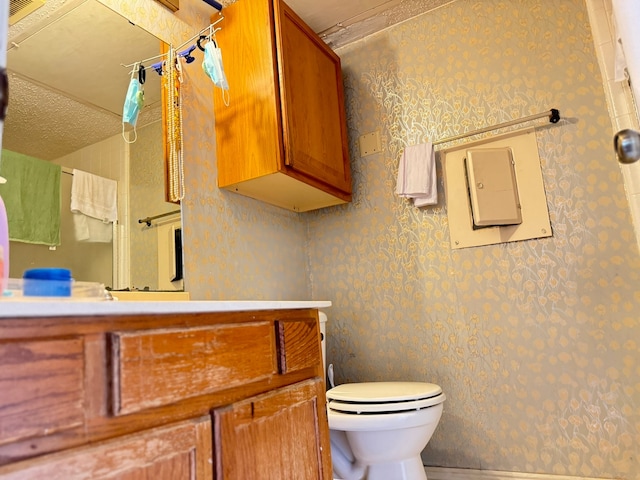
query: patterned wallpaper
[{"left": 309, "top": 0, "right": 640, "bottom": 477}]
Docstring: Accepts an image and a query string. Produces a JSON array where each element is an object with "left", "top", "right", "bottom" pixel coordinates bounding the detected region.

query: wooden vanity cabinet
[
  {"left": 213, "top": 0, "right": 352, "bottom": 212},
  {"left": 0, "top": 308, "right": 331, "bottom": 480}
]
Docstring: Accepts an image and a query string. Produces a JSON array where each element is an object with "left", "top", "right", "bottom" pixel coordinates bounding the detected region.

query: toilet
[{"left": 319, "top": 312, "right": 445, "bottom": 480}]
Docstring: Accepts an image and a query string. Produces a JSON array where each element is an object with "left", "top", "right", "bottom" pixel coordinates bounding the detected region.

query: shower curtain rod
[
  {"left": 433, "top": 108, "right": 560, "bottom": 146},
  {"left": 138, "top": 210, "right": 181, "bottom": 227}
]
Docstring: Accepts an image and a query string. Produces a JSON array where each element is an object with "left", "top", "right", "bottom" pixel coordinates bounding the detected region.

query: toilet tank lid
[{"left": 326, "top": 382, "right": 442, "bottom": 403}]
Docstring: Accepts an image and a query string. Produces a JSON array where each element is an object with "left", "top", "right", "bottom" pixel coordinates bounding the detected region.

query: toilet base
[
  {"left": 364, "top": 456, "right": 426, "bottom": 480},
  {"left": 333, "top": 456, "right": 426, "bottom": 480}
]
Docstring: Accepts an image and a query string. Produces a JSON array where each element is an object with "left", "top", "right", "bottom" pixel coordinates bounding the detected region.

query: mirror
[{"left": 2, "top": 0, "right": 183, "bottom": 291}]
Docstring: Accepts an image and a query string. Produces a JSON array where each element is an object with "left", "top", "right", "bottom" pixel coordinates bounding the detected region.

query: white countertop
[{"left": 0, "top": 300, "right": 332, "bottom": 318}]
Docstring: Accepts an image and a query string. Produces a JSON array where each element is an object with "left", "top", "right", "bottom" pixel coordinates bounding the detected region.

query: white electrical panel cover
[
  {"left": 443, "top": 128, "right": 552, "bottom": 249},
  {"left": 465, "top": 147, "right": 522, "bottom": 227}
]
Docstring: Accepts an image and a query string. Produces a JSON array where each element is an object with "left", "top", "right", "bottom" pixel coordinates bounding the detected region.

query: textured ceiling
[
  {"left": 5, "top": 0, "right": 162, "bottom": 160},
  {"left": 4, "top": 0, "right": 455, "bottom": 162},
  {"left": 8, "top": 0, "right": 162, "bottom": 116}
]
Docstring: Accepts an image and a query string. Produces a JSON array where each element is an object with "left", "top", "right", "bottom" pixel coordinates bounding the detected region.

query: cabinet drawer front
[
  {"left": 275, "top": 318, "right": 320, "bottom": 374},
  {"left": 0, "top": 338, "right": 84, "bottom": 445},
  {"left": 111, "top": 322, "right": 276, "bottom": 415}
]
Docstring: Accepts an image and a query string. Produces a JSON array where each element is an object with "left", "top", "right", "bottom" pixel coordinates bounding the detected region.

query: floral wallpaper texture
[{"left": 308, "top": 0, "right": 640, "bottom": 478}]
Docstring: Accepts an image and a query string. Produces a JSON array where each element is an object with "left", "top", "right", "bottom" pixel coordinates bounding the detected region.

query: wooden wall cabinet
[
  {"left": 155, "top": 0, "right": 179, "bottom": 12},
  {"left": 213, "top": 0, "right": 352, "bottom": 212},
  {"left": 0, "top": 308, "right": 331, "bottom": 480}
]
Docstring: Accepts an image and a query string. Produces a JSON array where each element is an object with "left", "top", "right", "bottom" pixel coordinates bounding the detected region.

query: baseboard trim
[{"left": 424, "top": 467, "right": 614, "bottom": 480}]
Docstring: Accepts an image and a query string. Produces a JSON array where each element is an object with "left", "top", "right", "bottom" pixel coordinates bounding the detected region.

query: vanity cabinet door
[
  {"left": 214, "top": 378, "right": 331, "bottom": 480},
  {"left": 0, "top": 417, "right": 212, "bottom": 480}
]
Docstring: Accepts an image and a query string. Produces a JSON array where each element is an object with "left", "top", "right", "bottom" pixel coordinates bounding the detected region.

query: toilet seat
[{"left": 327, "top": 382, "right": 445, "bottom": 414}]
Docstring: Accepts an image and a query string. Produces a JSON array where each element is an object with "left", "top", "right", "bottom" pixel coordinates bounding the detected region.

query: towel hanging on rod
[{"left": 433, "top": 108, "right": 560, "bottom": 146}]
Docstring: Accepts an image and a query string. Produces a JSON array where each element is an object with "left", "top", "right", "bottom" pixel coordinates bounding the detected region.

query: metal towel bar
[
  {"left": 138, "top": 210, "right": 181, "bottom": 227},
  {"left": 433, "top": 108, "right": 560, "bottom": 146}
]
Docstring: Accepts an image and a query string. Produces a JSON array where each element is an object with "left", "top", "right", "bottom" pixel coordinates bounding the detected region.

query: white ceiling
[{"left": 4, "top": 0, "right": 453, "bottom": 161}]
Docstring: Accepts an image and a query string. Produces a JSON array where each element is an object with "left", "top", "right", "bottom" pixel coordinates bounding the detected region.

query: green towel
[{"left": 0, "top": 150, "right": 61, "bottom": 246}]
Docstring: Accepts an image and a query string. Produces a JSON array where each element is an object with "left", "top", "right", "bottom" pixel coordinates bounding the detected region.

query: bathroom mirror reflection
[{"left": 2, "top": 0, "right": 183, "bottom": 291}]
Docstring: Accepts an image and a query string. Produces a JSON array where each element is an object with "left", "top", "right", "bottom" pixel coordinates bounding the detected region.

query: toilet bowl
[{"left": 319, "top": 312, "right": 445, "bottom": 480}]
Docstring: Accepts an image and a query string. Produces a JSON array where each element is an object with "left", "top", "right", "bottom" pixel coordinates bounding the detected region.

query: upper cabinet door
[{"left": 275, "top": 1, "right": 352, "bottom": 195}]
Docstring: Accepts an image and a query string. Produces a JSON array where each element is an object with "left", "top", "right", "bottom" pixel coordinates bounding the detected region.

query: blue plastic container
[{"left": 23, "top": 268, "right": 72, "bottom": 297}]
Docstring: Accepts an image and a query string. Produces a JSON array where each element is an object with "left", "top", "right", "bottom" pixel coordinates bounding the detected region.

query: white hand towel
[
  {"left": 70, "top": 169, "right": 118, "bottom": 222},
  {"left": 72, "top": 212, "right": 113, "bottom": 243},
  {"left": 70, "top": 169, "right": 117, "bottom": 243},
  {"left": 395, "top": 141, "right": 437, "bottom": 207}
]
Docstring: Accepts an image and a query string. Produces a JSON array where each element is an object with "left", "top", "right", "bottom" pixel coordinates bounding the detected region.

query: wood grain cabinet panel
[
  {"left": 214, "top": 379, "right": 330, "bottom": 480},
  {"left": 275, "top": 318, "right": 321, "bottom": 374},
  {"left": 0, "top": 338, "right": 84, "bottom": 446},
  {"left": 276, "top": 2, "right": 351, "bottom": 194},
  {"left": 0, "top": 417, "right": 212, "bottom": 480},
  {"left": 110, "top": 322, "right": 276, "bottom": 415},
  {"left": 213, "top": 0, "right": 351, "bottom": 212}
]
